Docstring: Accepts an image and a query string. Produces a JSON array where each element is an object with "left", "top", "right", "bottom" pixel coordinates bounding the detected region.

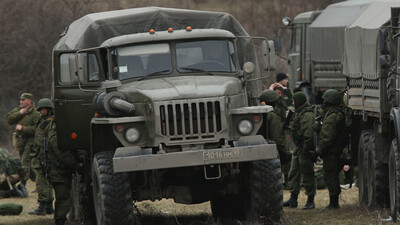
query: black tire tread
[{"left": 93, "top": 151, "right": 134, "bottom": 225}]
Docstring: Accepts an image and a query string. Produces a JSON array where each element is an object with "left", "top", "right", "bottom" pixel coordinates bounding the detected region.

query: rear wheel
[
  {"left": 389, "top": 139, "right": 400, "bottom": 221},
  {"left": 367, "top": 133, "right": 389, "bottom": 208},
  {"left": 92, "top": 151, "right": 135, "bottom": 225}
]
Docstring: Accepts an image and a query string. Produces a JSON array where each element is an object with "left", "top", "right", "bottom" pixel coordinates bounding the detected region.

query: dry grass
[{"left": 0, "top": 181, "right": 398, "bottom": 225}]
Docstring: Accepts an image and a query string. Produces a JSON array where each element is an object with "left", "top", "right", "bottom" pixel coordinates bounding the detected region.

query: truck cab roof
[{"left": 54, "top": 7, "right": 249, "bottom": 51}]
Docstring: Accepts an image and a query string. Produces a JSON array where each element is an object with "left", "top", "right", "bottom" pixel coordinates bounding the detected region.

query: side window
[{"left": 59, "top": 52, "right": 100, "bottom": 85}]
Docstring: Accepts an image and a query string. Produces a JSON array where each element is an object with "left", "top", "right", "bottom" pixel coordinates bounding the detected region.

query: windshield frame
[{"left": 108, "top": 38, "right": 239, "bottom": 81}]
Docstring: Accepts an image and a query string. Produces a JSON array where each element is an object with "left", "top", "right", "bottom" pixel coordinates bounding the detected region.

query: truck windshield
[
  {"left": 176, "top": 40, "right": 237, "bottom": 73},
  {"left": 112, "top": 43, "right": 172, "bottom": 80}
]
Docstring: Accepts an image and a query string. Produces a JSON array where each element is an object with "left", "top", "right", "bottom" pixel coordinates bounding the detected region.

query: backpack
[{"left": 335, "top": 105, "right": 353, "bottom": 152}]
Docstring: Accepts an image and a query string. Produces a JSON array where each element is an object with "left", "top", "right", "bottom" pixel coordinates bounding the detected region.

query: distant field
[{"left": 0, "top": 181, "right": 396, "bottom": 225}]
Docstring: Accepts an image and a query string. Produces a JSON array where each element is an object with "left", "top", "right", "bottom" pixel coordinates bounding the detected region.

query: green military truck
[
  {"left": 52, "top": 7, "right": 282, "bottom": 225},
  {"left": 342, "top": 2, "right": 400, "bottom": 221},
  {"left": 277, "top": 0, "right": 372, "bottom": 103},
  {"left": 279, "top": 0, "right": 400, "bottom": 221}
]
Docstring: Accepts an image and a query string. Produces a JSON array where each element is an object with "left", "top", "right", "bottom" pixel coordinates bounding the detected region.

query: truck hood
[{"left": 119, "top": 75, "right": 244, "bottom": 101}]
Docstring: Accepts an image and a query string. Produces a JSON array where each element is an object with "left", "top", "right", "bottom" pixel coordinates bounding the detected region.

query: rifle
[{"left": 41, "top": 138, "right": 49, "bottom": 178}]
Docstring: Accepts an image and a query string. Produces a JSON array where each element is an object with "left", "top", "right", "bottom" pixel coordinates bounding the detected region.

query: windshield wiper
[
  {"left": 137, "top": 69, "right": 170, "bottom": 81},
  {"left": 179, "top": 67, "right": 213, "bottom": 75}
]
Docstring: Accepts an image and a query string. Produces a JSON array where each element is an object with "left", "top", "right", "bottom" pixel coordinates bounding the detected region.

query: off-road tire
[
  {"left": 387, "top": 62, "right": 397, "bottom": 108},
  {"left": 70, "top": 172, "right": 96, "bottom": 225},
  {"left": 358, "top": 130, "right": 372, "bottom": 205},
  {"left": 92, "top": 151, "right": 135, "bottom": 225},
  {"left": 211, "top": 159, "right": 282, "bottom": 224},
  {"left": 389, "top": 139, "right": 400, "bottom": 221},
  {"left": 367, "top": 133, "right": 389, "bottom": 208}
]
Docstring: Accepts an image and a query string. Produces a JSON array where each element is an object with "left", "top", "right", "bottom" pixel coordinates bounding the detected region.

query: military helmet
[
  {"left": 37, "top": 98, "right": 54, "bottom": 110},
  {"left": 322, "top": 89, "right": 341, "bottom": 105},
  {"left": 259, "top": 90, "right": 278, "bottom": 104}
]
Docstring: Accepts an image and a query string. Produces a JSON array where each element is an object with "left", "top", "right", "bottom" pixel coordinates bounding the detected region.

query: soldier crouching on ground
[
  {"left": 0, "top": 147, "right": 28, "bottom": 198},
  {"left": 41, "top": 104, "right": 79, "bottom": 225},
  {"left": 29, "top": 98, "right": 55, "bottom": 215},
  {"left": 6, "top": 93, "right": 40, "bottom": 187}
]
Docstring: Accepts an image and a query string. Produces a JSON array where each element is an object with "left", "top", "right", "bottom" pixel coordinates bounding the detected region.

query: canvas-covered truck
[
  {"left": 52, "top": 7, "right": 282, "bottom": 225},
  {"left": 276, "top": 0, "right": 372, "bottom": 103},
  {"left": 342, "top": 1, "right": 400, "bottom": 221}
]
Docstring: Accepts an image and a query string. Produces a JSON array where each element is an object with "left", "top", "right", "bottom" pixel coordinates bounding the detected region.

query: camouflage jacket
[
  {"left": 318, "top": 105, "right": 345, "bottom": 155},
  {"left": 0, "top": 148, "right": 22, "bottom": 176},
  {"left": 6, "top": 105, "right": 40, "bottom": 153},
  {"left": 266, "top": 109, "right": 289, "bottom": 158},
  {"left": 31, "top": 112, "right": 55, "bottom": 169},
  {"left": 290, "top": 102, "right": 314, "bottom": 154},
  {"left": 46, "top": 120, "right": 78, "bottom": 183}
]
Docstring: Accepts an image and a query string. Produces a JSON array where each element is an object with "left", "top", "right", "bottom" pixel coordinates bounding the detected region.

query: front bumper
[{"left": 113, "top": 142, "right": 278, "bottom": 172}]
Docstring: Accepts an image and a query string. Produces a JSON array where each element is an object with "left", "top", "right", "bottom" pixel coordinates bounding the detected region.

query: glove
[{"left": 309, "top": 150, "right": 319, "bottom": 163}]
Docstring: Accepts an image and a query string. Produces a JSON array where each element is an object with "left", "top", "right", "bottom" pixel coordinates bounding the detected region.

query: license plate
[{"left": 203, "top": 149, "right": 242, "bottom": 161}]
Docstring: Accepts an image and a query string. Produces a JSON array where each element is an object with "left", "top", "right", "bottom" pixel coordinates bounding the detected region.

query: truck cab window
[
  {"left": 59, "top": 52, "right": 100, "bottom": 84},
  {"left": 290, "top": 27, "right": 301, "bottom": 53},
  {"left": 113, "top": 43, "right": 172, "bottom": 80},
  {"left": 176, "top": 40, "right": 237, "bottom": 73}
]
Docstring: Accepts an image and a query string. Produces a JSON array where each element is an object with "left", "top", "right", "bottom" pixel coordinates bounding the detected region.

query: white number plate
[{"left": 203, "top": 149, "right": 242, "bottom": 161}]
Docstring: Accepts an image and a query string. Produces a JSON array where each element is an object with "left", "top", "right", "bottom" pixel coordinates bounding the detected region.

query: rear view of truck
[{"left": 52, "top": 7, "right": 282, "bottom": 225}]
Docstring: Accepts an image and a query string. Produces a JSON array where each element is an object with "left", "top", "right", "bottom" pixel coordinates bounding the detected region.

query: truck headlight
[
  {"left": 125, "top": 128, "right": 140, "bottom": 143},
  {"left": 238, "top": 120, "right": 253, "bottom": 135}
]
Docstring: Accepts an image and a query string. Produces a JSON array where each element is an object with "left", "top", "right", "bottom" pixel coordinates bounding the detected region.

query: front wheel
[
  {"left": 389, "top": 139, "right": 400, "bottom": 221},
  {"left": 92, "top": 151, "right": 135, "bottom": 225}
]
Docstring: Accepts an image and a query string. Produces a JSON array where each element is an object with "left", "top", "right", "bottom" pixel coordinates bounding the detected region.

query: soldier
[
  {"left": 273, "top": 72, "right": 294, "bottom": 110},
  {"left": 0, "top": 147, "right": 27, "bottom": 198},
  {"left": 259, "top": 90, "right": 291, "bottom": 166},
  {"left": 316, "top": 89, "right": 346, "bottom": 210},
  {"left": 45, "top": 110, "right": 79, "bottom": 225},
  {"left": 283, "top": 92, "right": 316, "bottom": 209},
  {"left": 6, "top": 93, "right": 40, "bottom": 186},
  {"left": 29, "top": 98, "right": 55, "bottom": 215}
]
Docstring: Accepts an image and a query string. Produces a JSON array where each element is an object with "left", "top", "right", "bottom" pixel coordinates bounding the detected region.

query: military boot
[
  {"left": 55, "top": 219, "right": 66, "bottom": 225},
  {"left": 322, "top": 195, "right": 339, "bottom": 211},
  {"left": 283, "top": 193, "right": 298, "bottom": 208},
  {"left": 301, "top": 195, "right": 315, "bottom": 210},
  {"left": 46, "top": 201, "right": 54, "bottom": 214},
  {"left": 28, "top": 202, "right": 47, "bottom": 215}
]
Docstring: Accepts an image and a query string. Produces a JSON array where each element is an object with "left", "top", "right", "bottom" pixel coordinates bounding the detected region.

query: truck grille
[{"left": 159, "top": 101, "right": 222, "bottom": 139}]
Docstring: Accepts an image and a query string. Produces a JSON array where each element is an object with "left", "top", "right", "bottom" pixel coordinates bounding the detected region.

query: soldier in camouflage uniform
[
  {"left": 316, "top": 89, "right": 346, "bottom": 210},
  {"left": 29, "top": 98, "right": 55, "bottom": 215},
  {"left": 259, "top": 90, "right": 291, "bottom": 165},
  {"left": 0, "top": 147, "right": 27, "bottom": 198},
  {"left": 45, "top": 111, "right": 79, "bottom": 225},
  {"left": 283, "top": 92, "right": 316, "bottom": 209},
  {"left": 6, "top": 93, "right": 40, "bottom": 185}
]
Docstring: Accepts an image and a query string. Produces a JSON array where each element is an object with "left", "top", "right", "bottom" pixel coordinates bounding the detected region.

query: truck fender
[{"left": 390, "top": 108, "right": 400, "bottom": 149}]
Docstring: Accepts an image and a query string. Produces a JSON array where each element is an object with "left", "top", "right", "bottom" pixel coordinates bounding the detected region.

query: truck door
[{"left": 53, "top": 51, "right": 105, "bottom": 152}]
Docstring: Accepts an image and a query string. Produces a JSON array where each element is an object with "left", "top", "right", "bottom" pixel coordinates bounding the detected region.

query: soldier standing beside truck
[
  {"left": 316, "top": 89, "right": 345, "bottom": 210},
  {"left": 283, "top": 91, "right": 316, "bottom": 210},
  {"left": 29, "top": 98, "right": 55, "bottom": 215},
  {"left": 259, "top": 89, "right": 291, "bottom": 165},
  {"left": 41, "top": 105, "right": 78, "bottom": 225},
  {"left": 6, "top": 93, "right": 40, "bottom": 186}
]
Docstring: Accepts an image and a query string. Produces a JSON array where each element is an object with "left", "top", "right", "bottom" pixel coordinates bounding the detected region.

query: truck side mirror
[{"left": 262, "top": 40, "right": 276, "bottom": 71}]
